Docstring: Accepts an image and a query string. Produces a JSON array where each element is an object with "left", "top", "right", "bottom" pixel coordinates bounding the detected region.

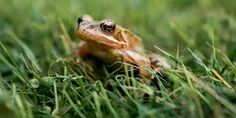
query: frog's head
[{"left": 76, "top": 15, "right": 126, "bottom": 48}]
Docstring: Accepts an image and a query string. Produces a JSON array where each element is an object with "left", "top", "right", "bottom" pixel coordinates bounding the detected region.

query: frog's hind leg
[
  {"left": 149, "top": 54, "right": 171, "bottom": 72},
  {"left": 121, "top": 50, "right": 152, "bottom": 79}
]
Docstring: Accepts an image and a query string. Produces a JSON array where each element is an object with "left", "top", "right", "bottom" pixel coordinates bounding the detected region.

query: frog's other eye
[
  {"left": 77, "top": 16, "right": 83, "bottom": 25},
  {"left": 100, "top": 21, "right": 116, "bottom": 34}
]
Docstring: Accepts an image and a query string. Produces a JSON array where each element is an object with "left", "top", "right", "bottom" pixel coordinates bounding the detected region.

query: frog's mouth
[
  {"left": 76, "top": 24, "right": 126, "bottom": 49},
  {"left": 76, "top": 29, "right": 126, "bottom": 49}
]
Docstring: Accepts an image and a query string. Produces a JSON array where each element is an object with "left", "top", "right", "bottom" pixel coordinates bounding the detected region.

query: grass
[{"left": 0, "top": 0, "right": 236, "bottom": 118}]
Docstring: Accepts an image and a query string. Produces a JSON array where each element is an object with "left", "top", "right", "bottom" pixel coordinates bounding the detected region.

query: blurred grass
[{"left": 0, "top": 0, "right": 236, "bottom": 118}]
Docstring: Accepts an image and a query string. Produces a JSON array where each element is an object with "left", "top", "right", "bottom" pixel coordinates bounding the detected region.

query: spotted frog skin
[{"left": 75, "top": 15, "right": 170, "bottom": 79}]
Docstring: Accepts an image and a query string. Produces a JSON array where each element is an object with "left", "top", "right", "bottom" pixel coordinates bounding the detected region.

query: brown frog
[{"left": 75, "top": 15, "right": 170, "bottom": 79}]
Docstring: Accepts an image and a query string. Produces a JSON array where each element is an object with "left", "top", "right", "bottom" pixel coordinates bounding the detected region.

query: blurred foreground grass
[{"left": 0, "top": 0, "right": 236, "bottom": 118}]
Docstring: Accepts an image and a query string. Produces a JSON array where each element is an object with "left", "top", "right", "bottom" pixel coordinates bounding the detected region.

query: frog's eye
[{"left": 100, "top": 21, "right": 116, "bottom": 34}]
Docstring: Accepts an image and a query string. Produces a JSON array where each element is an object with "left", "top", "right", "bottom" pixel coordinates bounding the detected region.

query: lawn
[{"left": 0, "top": 0, "right": 236, "bottom": 118}]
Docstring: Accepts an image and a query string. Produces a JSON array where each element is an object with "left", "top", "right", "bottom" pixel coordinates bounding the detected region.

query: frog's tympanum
[{"left": 75, "top": 15, "right": 170, "bottom": 79}]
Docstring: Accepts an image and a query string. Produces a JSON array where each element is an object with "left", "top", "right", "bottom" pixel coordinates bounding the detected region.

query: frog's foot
[{"left": 149, "top": 54, "right": 171, "bottom": 72}]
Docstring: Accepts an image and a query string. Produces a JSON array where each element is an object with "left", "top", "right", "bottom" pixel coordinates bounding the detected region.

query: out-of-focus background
[{"left": 0, "top": 0, "right": 236, "bottom": 118}]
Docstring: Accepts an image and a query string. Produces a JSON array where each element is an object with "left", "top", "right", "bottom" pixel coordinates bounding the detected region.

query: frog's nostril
[{"left": 77, "top": 17, "right": 83, "bottom": 25}]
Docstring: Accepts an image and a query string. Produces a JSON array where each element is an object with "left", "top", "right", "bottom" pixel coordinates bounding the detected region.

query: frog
[{"left": 75, "top": 14, "right": 170, "bottom": 79}]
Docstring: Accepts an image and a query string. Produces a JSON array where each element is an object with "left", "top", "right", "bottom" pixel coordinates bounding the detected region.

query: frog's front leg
[
  {"left": 73, "top": 41, "right": 93, "bottom": 68},
  {"left": 73, "top": 41, "right": 89, "bottom": 57}
]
